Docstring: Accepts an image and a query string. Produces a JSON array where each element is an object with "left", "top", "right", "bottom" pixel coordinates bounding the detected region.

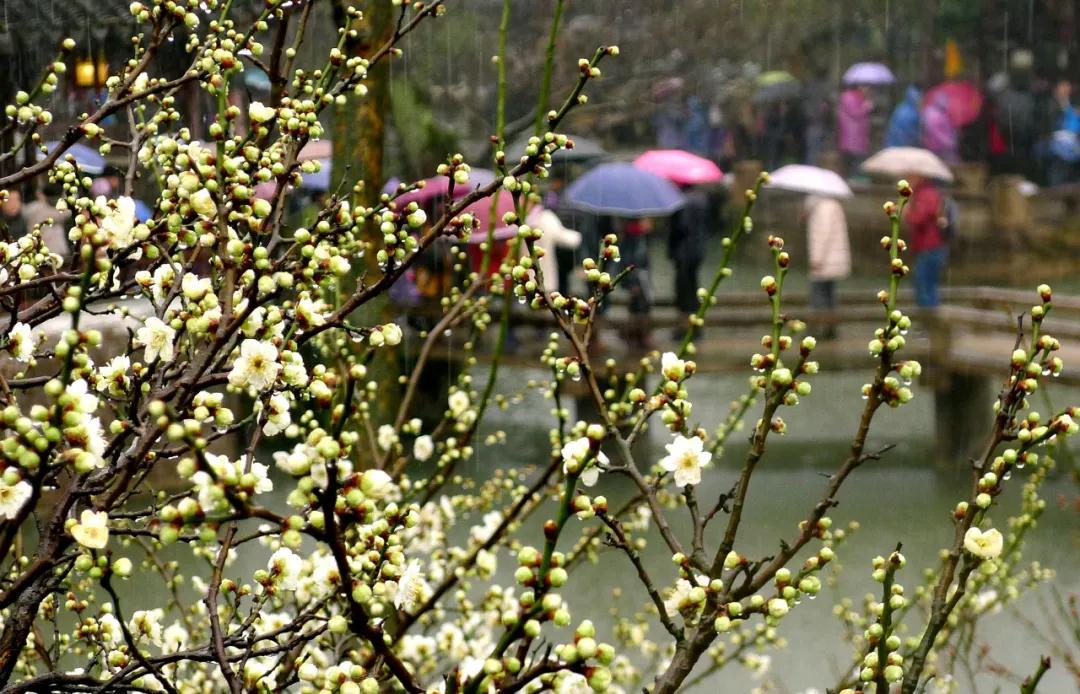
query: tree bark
[{"left": 331, "top": 1, "right": 402, "bottom": 440}]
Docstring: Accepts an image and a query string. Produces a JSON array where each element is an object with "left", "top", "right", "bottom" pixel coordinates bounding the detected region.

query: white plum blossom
[
  {"left": 190, "top": 188, "right": 217, "bottom": 218},
  {"left": 360, "top": 469, "right": 394, "bottom": 499},
  {"left": 560, "top": 436, "right": 609, "bottom": 487},
  {"left": 664, "top": 575, "right": 708, "bottom": 614},
  {"left": 448, "top": 390, "right": 470, "bottom": 418},
  {"left": 161, "top": 622, "right": 187, "bottom": 654},
  {"left": 98, "top": 195, "right": 139, "bottom": 251},
  {"left": 261, "top": 392, "right": 292, "bottom": 436},
  {"left": 6, "top": 322, "right": 33, "bottom": 362},
  {"left": 470, "top": 511, "right": 503, "bottom": 544},
  {"left": 279, "top": 350, "right": 309, "bottom": 387},
  {"left": 295, "top": 297, "right": 326, "bottom": 331},
  {"left": 66, "top": 378, "right": 99, "bottom": 414},
  {"left": 393, "top": 559, "right": 430, "bottom": 613},
  {"left": 268, "top": 548, "right": 303, "bottom": 591},
  {"left": 97, "top": 613, "right": 123, "bottom": 647},
  {"left": 95, "top": 355, "right": 131, "bottom": 396},
  {"left": 377, "top": 424, "right": 398, "bottom": 451},
  {"left": 228, "top": 339, "right": 281, "bottom": 392},
  {"left": 661, "top": 351, "right": 687, "bottom": 381},
  {"left": 70, "top": 510, "right": 109, "bottom": 549},
  {"left": 659, "top": 434, "right": 711, "bottom": 487},
  {"left": 130, "top": 609, "right": 164, "bottom": 646},
  {"left": 413, "top": 435, "right": 434, "bottom": 461},
  {"left": 135, "top": 316, "right": 176, "bottom": 363},
  {"left": 248, "top": 101, "right": 276, "bottom": 123},
  {"left": 249, "top": 462, "right": 273, "bottom": 494},
  {"left": 0, "top": 480, "right": 32, "bottom": 519},
  {"left": 963, "top": 527, "right": 1004, "bottom": 560},
  {"left": 181, "top": 272, "right": 211, "bottom": 301},
  {"left": 273, "top": 444, "right": 313, "bottom": 477}
]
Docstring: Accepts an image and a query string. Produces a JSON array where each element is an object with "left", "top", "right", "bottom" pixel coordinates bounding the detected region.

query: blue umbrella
[
  {"left": 45, "top": 141, "right": 106, "bottom": 174},
  {"left": 563, "top": 162, "right": 685, "bottom": 217},
  {"left": 301, "top": 159, "right": 331, "bottom": 192},
  {"left": 133, "top": 199, "right": 153, "bottom": 222}
]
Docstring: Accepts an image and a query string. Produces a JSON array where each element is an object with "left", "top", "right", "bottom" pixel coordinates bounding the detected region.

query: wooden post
[{"left": 929, "top": 313, "right": 992, "bottom": 465}]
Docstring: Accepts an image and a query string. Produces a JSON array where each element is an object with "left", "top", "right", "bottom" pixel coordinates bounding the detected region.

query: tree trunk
[
  {"left": 651, "top": 625, "right": 717, "bottom": 694},
  {"left": 331, "top": 1, "right": 402, "bottom": 441}
]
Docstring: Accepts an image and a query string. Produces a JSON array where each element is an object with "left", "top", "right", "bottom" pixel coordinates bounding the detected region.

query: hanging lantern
[{"left": 75, "top": 58, "right": 96, "bottom": 88}]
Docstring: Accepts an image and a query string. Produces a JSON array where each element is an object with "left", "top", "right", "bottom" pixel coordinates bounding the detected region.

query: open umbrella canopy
[
  {"left": 395, "top": 169, "right": 498, "bottom": 206},
  {"left": 633, "top": 149, "right": 723, "bottom": 185},
  {"left": 463, "top": 189, "right": 518, "bottom": 244},
  {"left": 563, "top": 162, "right": 685, "bottom": 218},
  {"left": 757, "top": 70, "right": 796, "bottom": 86},
  {"left": 301, "top": 159, "right": 331, "bottom": 191},
  {"left": 862, "top": 147, "right": 954, "bottom": 182},
  {"left": 843, "top": 62, "right": 896, "bottom": 86},
  {"left": 767, "top": 164, "right": 853, "bottom": 198},
  {"left": 298, "top": 140, "right": 332, "bottom": 161},
  {"left": 45, "top": 142, "right": 106, "bottom": 175},
  {"left": 925, "top": 80, "right": 984, "bottom": 127}
]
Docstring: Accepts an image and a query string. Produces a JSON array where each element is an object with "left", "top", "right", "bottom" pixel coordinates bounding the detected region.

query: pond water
[{"left": 474, "top": 369, "right": 1080, "bottom": 692}]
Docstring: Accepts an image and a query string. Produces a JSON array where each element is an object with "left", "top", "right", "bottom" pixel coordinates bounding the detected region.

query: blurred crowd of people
[{"left": 652, "top": 60, "right": 1080, "bottom": 188}]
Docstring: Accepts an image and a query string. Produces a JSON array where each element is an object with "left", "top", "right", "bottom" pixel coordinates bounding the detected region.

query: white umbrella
[
  {"left": 766, "top": 164, "right": 853, "bottom": 198},
  {"left": 862, "top": 147, "right": 954, "bottom": 183}
]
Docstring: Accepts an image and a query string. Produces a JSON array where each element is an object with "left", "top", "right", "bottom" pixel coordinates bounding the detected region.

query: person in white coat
[
  {"left": 804, "top": 194, "right": 851, "bottom": 340},
  {"left": 525, "top": 206, "right": 582, "bottom": 293}
]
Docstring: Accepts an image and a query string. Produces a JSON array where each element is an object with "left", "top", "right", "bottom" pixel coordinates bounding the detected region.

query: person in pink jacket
[
  {"left": 837, "top": 86, "right": 873, "bottom": 174},
  {"left": 805, "top": 194, "right": 851, "bottom": 340}
]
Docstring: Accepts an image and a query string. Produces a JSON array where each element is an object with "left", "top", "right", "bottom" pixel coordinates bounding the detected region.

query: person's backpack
[{"left": 939, "top": 195, "right": 960, "bottom": 243}]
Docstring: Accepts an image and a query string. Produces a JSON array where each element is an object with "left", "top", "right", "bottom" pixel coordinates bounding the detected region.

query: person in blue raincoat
[{"left": 885, "top": 86, "right": 922, "bottom": 148}]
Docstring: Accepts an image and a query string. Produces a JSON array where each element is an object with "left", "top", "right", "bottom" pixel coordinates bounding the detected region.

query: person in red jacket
[{"left": 903, "top": 176, "right": 948, "bottom": 308}]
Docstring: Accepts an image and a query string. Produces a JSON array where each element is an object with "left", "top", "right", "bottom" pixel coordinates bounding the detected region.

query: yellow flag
[{"left": 944, "top": 39, "right": 963, "bottom": 79}]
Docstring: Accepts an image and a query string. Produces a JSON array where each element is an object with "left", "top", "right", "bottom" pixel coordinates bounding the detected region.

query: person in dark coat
[{"left": 668, "top": 185, "right": 710, "bottom": 340}]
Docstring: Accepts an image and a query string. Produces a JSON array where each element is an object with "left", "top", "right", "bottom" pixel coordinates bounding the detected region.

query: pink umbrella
[
  {"left": 462, "top": 189, "right": 517, "bottom": 274},
  {"left": 298, "top": 140, "right": 332, "bottom": 161},
  {"left": 925, "top": 80, "right": 984, "bottom": 127},
  {"left": 394, "top": 169, "right": 498, "bottom": 206},
  {"left": 463, "top": 189, "right": 517, "bottom": 243},
  {"left": 633, "top": 149, "right": 723, "bottom": 186}
]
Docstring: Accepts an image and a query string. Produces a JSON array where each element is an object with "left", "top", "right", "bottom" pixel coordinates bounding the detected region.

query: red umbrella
[{"left": 925, "top": 80, "right": 984, "bottom": 127}]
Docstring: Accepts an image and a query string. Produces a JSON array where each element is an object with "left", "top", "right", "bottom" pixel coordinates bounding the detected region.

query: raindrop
[
  {"left": 517, "top": 295, "right": 526, "bottom": 304},
  {"left": 570, "top": 372, "right": 582, "bottom": 382},
  {"left": 1002, "top": 471, "right": 1012, "bottom": 481}
]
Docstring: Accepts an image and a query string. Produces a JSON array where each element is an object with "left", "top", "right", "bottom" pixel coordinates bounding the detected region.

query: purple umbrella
[
  {"left": 563, "top": 162, "right": 685, "bottom": 218},
  {"left": 843, "top": 62, "right": 896, "bottom": 86},
  {"left": 44, "top": 141, "right": 106, "bottom": 174}
]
